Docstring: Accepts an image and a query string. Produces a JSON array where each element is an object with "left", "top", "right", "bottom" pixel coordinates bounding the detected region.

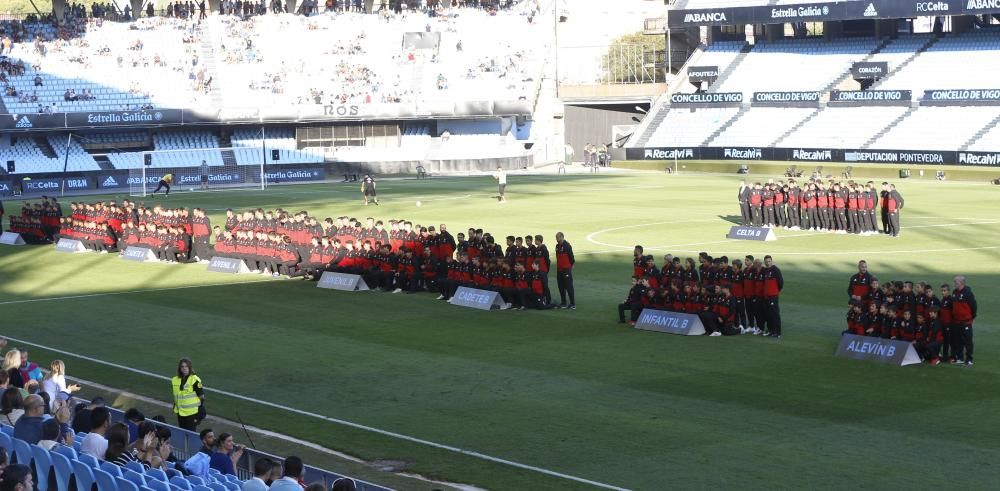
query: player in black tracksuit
[
  {"left": 555, "top": 232, "right": 576, "bottom": 309},
  {"left": 737, "top": 181, "right": 751, "bottom": 226},
  {"left": 618, "top": 277, "right": 647, "bottom": 323},
  {"left": 361, "top": 174, "right": 379, "bottom": 206}
]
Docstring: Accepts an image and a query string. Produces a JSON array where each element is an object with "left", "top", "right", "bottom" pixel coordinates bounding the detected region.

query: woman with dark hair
[
  {"left": 106, "top": 423, "right": 141, "bottom": 466},
  {"left": 0, "top": 388, "right": 24, "bottom": 425},
  {"left": 170, "top": 358, "right": 205, "bottom": 431}
]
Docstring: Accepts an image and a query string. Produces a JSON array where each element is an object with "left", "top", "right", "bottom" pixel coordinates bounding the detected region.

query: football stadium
[{"left": 0, "top": 0, "right": 999, "bottom": 490}]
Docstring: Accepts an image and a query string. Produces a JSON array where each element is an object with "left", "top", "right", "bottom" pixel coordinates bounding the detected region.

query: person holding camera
[
  {"left": 171, "top": 358, "right": 205, "bottom": 431},
  {"left": 209, "top": 432, "right": 246, "bottom": 476}
]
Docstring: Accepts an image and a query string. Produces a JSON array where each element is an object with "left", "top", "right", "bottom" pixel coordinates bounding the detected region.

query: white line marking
[
  {"left": 0, "top": 338, "right": 631, "bottom": 491},
  {"left": 0, "top": 280, "right": 273, "bottom": 306},
  {"left": 583, "top": 220, "right": 1000, "bottom": 256}
]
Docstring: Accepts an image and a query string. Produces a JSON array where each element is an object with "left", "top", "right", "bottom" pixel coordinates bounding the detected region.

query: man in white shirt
[
  {"left": 80, "top": 406, "right": 111, "bottom": 459},
  {"left": 494, "top": 166, "right": 507, "bottom": 203},
  {"left": 268, "top": 456, "right": 303, "bottom": 491},
  {"left": 241, "top": 458, "right": 273, "bottom": 491}
]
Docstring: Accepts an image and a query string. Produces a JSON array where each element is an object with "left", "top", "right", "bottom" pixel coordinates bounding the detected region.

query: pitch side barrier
[
  {"left": 59, "top": 397, "right": 393, "bottom": 491},
  {"left": 0, "top": 156, "right": 529, "bottom": 197},
  {"left": 667, "top": 0, "right": 1000, "bottom": 28}
]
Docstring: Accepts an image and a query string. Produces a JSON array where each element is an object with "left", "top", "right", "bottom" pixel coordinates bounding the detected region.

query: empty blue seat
[
  {"left": 0, "top": 425, "right": 12, "bottom": 436},
  {"left": 94, "top": 468, "right": 119, "bottom": 491},
  {"left": 183, "top": 476, "right": 205, "bottom": 487},
  {"left": 100, "top": 462, "right": 123, "bottom": 478},
  {"left": 79, "top": 454, "right": 100, "bottom": 468},
  {"left": 124, "top": 462, "right": 145, "bottom": 475},
  {"left": 122, "top": 469, "right": 145, "bottom": 488},
  {"left": 165, "top": 470, "right": 181, "bottom": 480},
  {"left": 168, "top": 477, "right": 191, "bottom": 491},
  {"left": 192, "top": 486, "right": 212, "bottom": 491},
  {"left": 50, "top": 451, "right": 74, "bottom": 491},
  {"left": 0, "top": 433, "right": 12, "bottom": 454},
  {"left": 31, "top": 445, "right": 52, "bottom": 491},
  {"left": 219, "top": 481, "right": 238, "bottom": 491},
  {"left": 12, "top": 438, "right": 33, "bottom": 466},
  {"left": 72, "top": 460, "right": 96, "bottom": 491},
  {"left": 145, "top": 478, "right": 169, "bottom": 491},
  {"left": 206, "top": 484, "right": 226, "bottom": 491},
  {"left": 72, "top": 440, "right": 83, "bottom": 452},
  {"left": 145, "top": 469, "right": 168, "bottom": 483},
  {"left": 116, "top": 477, "right": 139, "bottom": 491},
  {"left": 54, "top": 445, "right": 78, "bottom": 460}
]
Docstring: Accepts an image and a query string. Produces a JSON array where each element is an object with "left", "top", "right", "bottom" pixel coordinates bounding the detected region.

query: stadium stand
[
  {"left": 231, "top": 128, "right": 324, "bottom": 166},
  {"left": 631, "top": 27, "right": 1000, "bottom": 153},
  {"left": 7, "top": 135, "right": 96, "bottom": 174}
]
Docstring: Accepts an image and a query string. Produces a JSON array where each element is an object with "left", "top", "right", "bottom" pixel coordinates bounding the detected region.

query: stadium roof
[{"left": 668, "top": 0, "right": 1000, "bottom": 27}]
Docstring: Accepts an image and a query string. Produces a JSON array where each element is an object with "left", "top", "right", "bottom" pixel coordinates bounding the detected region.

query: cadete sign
[
  {"left": 207, "top": 256, "right": 252, "bottom": 274},
  {"left": 726, "top": 226, "right": 776, "bottom": 241},
  {"left": 834, "top": 333, "right": 922, "bottom": 366},
  {"left": 634, "top": 309, "right": 706, "bottom": 336},
  {"left": 55, "top": 238, "right": 87, "bottom": 253},
  {"left": 316, "top": 272, "right": 371, "bottom": 291},
  {"left": 449, "top": 286, "right": 506, "bottom": 310},
  {"left": 121, "top": 246, "right": 158, "bottom": 262},
  {"left": 0, "top": 232, "right": 26, "bottom": 246}
]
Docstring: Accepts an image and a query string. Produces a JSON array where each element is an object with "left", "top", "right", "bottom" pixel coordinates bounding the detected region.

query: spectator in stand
[
  {"left": 38, "top": 419, "right": 63, "bottom": 451},
  {"left": 268, "top": 456, "right": 304, "bottom": 491},
  {"left": 54, "top": 403, "right": 75, "bottom": 446},
  {"left": 71, "top": 397, "right": 105, "bottom": 433},
  {"left": 331, "top": 479, "right": 357, "bottom": 491},
  {"left": 242, "top": 458, "right": 274, "bottom": 491},
  {"left": 0, "top": 388, "right": 23, "bottom": 426},
  {"left": 40, "top": 360, "right": 81, "bottom": 411},
  {"left": 17, "top": 351, "right": 44, "bottom": 385},
  {"left": 80, "top": 406, "right": 112, "bottom": 459},
  {"left": 106, "top": 423, "right": 141, "bottom": 466},
  {"left": 0, "top": 464, "right": 33, "bottom": 491},
  {"left": 3, "top": 350, "right": 25, "bottom": 389},
  {"left": 209, "top": 433, "right": 246, "bottom": 475},
  {"left": 124, "top": 408, "right": 145, "bottom": 443},
  {"left": 12, "top": 395, "right": 45, "bottom": 444}
]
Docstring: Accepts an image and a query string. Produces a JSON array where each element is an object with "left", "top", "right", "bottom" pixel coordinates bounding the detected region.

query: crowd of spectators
[{"left": 0, "top": 340, "right": 362, "bottom": 490}]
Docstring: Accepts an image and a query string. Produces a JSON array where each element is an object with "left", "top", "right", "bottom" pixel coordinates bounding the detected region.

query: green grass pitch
[{"left": 0, "top": 172, "right": 997, "bottom": 490}]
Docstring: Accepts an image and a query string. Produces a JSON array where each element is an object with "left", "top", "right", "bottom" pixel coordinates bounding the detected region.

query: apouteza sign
[{"left": 688, "top": 66, "right": 720, "bottom": 85}]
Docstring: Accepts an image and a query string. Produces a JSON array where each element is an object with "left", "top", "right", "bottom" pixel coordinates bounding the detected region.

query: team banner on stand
[
  {"left": 449, "top": 286, "right": 506, "bottom": 310},
  {"left": 834, "top": 333, "right": 922, "bottom": 366},
  {"left": 726, "top": 226, "right": 776, "bottom": 241},
  {"left": 829, "top": 90, "right": 912, "bottom": 106},
  {"left": 669, "top": 92, "right": 744, "bottom": 106},
  {"left": 634, "top": 309, "right": 706, "bottom": 336},
  {"left": 207, "top": 256, "right": 252, "bottom": 274},
  {"left": 54, "top": 238, "right": 87, "bottom": 253},
  {"left": 121, "top": 246, "right": 159, "bottom": 262},
  {"left": 0, "top": 232, "right": 26, "bottom": 246},
  {"left": 922, "top": 89, "right": 1000, "bottom": 106},
  {"left": 751, "top": 91, "right": 820, "bottom": 107},
  {"left": 316, "top": 272, "right": 371, "bottom": 292}
]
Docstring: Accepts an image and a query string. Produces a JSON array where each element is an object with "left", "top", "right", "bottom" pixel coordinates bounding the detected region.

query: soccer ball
[
  {"left": 189, "top": 188, "right": 194, "bottom": 192},
  {"left": 416, "top": 201, "right": 422, "bottom": 207}
]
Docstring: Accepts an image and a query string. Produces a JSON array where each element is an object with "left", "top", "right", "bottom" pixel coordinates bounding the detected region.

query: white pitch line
[
  {"left": 583, "top": 219, "right": 1000, "bottom": 257},
  {"left": 0, "top": 279, "right": 273, "bottom": 306},
  {"left": 0, "top": 339, "right": 630, "bottom": 491}
]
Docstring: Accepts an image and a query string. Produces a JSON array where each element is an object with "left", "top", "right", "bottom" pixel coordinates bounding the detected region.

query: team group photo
[{"left": 0, "top": 0, "right": 998, "bottom": 489}]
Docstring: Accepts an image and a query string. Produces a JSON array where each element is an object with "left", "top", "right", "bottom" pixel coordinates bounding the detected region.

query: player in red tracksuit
[
  {"left": 848, "top": 260, "right": 873, "bottom": 303},
  {"left": 761, "top": 255, "right": 783, "bottom": 338},
  {"left": 950, "top": 276, "right": 977, "bottom": 365},
  {"left": 832, "top": 183, "right": 847, "bottom": 232},
  {"left": 922, "top": 309, "right": 945, "bottom": 365}
]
